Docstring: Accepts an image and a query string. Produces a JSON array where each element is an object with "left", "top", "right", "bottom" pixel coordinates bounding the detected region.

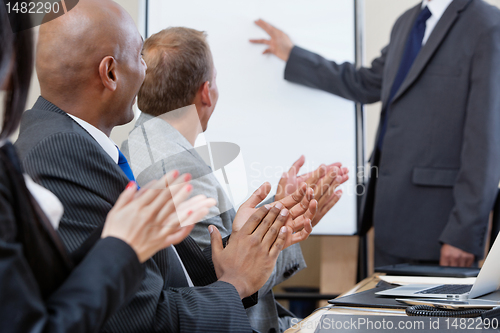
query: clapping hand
[
  {"left": 276, "top": 156, "right": 349, "bottom": 227},
  {"left": 102, "top": 170, "right": 216, "bottom": 262},
  {"left": 232, "top": 181, "right": 316, "bottom": 248}
]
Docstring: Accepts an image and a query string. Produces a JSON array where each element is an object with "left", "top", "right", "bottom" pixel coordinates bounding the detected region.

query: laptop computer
[{"left": 376, "top": 232, "right": 500, "bottom": 299}]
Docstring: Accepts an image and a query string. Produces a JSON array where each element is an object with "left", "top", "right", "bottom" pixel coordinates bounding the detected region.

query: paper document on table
[{"left": 380, "top": 275, "right": 477, "bottom": 286}]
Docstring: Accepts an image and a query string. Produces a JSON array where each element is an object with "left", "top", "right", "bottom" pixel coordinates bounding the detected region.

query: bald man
[{"left": 14, "top": 1, "right": 303, "bottom": 332}]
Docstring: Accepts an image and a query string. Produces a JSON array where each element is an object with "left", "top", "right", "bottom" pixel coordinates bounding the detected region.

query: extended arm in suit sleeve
[
  {"left": 284, "top": 45, "right": 385, "bottom": 104},
  {"left": 439, "top": 25, "right": 500, "bottom": 258}
]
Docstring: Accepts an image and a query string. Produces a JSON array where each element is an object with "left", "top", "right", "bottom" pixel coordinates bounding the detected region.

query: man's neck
[
  {"left": 40, "top": 93, "right": 114, "bottom": 137},
  {"left": 159, "top": 105, "right": 203, "bottom": 146}
]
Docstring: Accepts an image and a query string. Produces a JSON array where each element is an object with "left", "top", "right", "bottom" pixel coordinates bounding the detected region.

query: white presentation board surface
[{"left": 147, "top": 0, "right": 358, "bottom": 235}]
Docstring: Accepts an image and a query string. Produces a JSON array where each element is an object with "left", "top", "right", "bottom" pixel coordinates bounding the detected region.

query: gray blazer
[
  {"left": 15, "top": 97, "right": 253, "bottom": 333},
  {"left": 122, "top": 112, "right": 306, "bottom": 333},
  {"left": 284, "top": 0, "right": 500, "bottom": 260}
]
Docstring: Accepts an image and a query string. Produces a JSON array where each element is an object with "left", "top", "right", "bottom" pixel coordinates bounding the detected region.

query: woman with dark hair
[{"left": 0, "top": 3, "right": 215, "bottom": 332}]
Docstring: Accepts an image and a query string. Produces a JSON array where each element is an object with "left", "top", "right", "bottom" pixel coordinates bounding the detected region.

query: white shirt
[
  {"left": 421, "top": 0, "right": 454, "bottom": 45},
  {"left": 24, "top": 174, "right": 64, "bottom": 229},
  {"left": 0, "top": 140, "right": 64, "bottom": 229},
  {"left": 68, "top": 114, "right": 194, "bottom": 287},
  {"left": 67, "top": 114, "right": 119, "bottom": 163}
]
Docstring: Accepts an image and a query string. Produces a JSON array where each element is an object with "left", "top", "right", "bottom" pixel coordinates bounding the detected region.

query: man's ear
[
  {"left": 99, "top": 56, "right": 118, "bottom": 91},
  {"left": 199, "top": 81, "right": 212, "bottom": 107}
]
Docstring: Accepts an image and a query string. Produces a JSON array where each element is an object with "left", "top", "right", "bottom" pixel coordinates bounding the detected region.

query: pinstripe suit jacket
[
  {"left": 15, "top": 97, "right": 253, "bottom": 333},
  {"left": 122, "top": 113, "right": 306, "bottom": 333}
]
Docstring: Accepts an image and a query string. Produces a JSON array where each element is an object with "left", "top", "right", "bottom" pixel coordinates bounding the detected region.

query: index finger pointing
[{"left": 255, "top": 19, "right": 277, "bottom": 35}]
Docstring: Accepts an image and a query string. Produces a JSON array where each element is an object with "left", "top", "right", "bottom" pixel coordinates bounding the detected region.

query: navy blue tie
[
  {"left": 377, "top": 6, "right": 432, "bottom": 150},
  {"left": 117, "top": 148, "right": 136, "bottom": 182}
]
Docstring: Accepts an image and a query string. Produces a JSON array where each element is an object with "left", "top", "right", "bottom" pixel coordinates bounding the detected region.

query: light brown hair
[{"left": 138, "top": 27, "right": 213, "bottom": 117}]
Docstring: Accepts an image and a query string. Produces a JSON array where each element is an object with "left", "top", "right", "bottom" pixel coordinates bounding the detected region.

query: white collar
[
  {"left": 67, "top": 114, "right": 119, "bottom": 164},
  {"left": 422, "top": 0, "right": 453, "bottom": 19}
]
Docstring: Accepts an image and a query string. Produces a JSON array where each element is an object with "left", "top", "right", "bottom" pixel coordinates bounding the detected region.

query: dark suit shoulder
[
  {"left": 466, "top": 0, "right": 500, "bottom": 30},
  {"left": 392, "top": 3, "right": 420, "bottom": 31},
  {"left": 16, "top": 108, "right": 98, "bottom": 161}
]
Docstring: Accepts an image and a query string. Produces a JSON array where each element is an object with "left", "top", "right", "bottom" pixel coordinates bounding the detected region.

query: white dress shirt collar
[
  {"left": 67, "top": 114, "right": 119, "bottom": 164},
  {"left": 421, "top": 0, "right": 454, "bottom": 45}
]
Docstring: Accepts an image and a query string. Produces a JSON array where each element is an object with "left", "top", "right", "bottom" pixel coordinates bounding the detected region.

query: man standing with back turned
[{"left": 251, "top": 0, "right": 500, "bottom": 267}]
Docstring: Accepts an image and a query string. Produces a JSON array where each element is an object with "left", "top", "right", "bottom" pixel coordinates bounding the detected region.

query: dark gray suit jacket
[
  {"left": 285, "top": 0, "right": 500, "bottom": 260},
  {"left": 15, "top": 97, "right": 253, "bottom": 333}
]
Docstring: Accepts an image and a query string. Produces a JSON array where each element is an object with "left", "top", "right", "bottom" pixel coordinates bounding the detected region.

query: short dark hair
[
  {"left": 138, "top": 27, "right": 213, "bottom": 117},
  {"left": 0, "top": 1, "right": 34, "bottom": 139}
]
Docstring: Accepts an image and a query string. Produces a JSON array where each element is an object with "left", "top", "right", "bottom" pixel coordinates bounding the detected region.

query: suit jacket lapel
[
  {"left": 381, "top": 4, "right": 421, "bottom": 106},
  {"left": 390, "top": 0, "right": 472, "bottom": 105}
]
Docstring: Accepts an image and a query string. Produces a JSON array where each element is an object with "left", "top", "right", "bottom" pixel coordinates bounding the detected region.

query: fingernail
[
  {"left": 172, "top": 170, "right": 179, "bottom": 178},
  {"left": 264, "top": 204, "right": 272, "bottom": 210},
  {"left": 336, "top": 176, "right": 342, "bottom": 182},
  {"left": 184, "top": 174, "right": 192, "bottom": 181},
  {"left": 209, "top": 225, "right": 214, "bottom": 234},
  {"left": 280, "top": 209, "right": 289, "bottom": 217},
  {"left": 186, "top": 184, "right": 193, "bottom": 192},
  {"left": 337, "top": 190, "right": 343, "bottom": 195},
  {"left": 275, "top": 202, "right": 283, "bottom": 210},
  {"left": 280, "top": 226, "right": 287, "bottom": 234},
  {"left": 126, "top": 181, "right": 135, "bottom": 190}
]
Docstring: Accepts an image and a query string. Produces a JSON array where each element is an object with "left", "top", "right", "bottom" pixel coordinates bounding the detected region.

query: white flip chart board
[{"left": 146, "top": 0, "right": 360, "bottom": 235}]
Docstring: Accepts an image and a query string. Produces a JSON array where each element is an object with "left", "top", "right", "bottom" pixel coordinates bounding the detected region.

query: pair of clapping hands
[
  {"left": 100, "top": 157, "right": 348, "bottom": 300},
  {"left": 230, "top": 155, "right": 349, "bottom": 243},
  {"left": 210, "top": 156, "right": 349, "bottom": 298}
]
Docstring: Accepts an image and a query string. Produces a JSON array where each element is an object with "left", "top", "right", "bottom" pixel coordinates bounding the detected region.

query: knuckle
[
  {"left": 249, "top": 236, "right": 260, "bottom": 247},
  {"left": 300, "top": 200, "right": 308, "bottom": 210}
]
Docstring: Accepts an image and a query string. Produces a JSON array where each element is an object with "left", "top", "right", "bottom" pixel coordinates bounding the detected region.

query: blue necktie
[
  {"left": 117, "top": 148, "right": 136, "bottom": 182},
  {"left": 377, "top": 6, "right": 432, "bottom": 150}
]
